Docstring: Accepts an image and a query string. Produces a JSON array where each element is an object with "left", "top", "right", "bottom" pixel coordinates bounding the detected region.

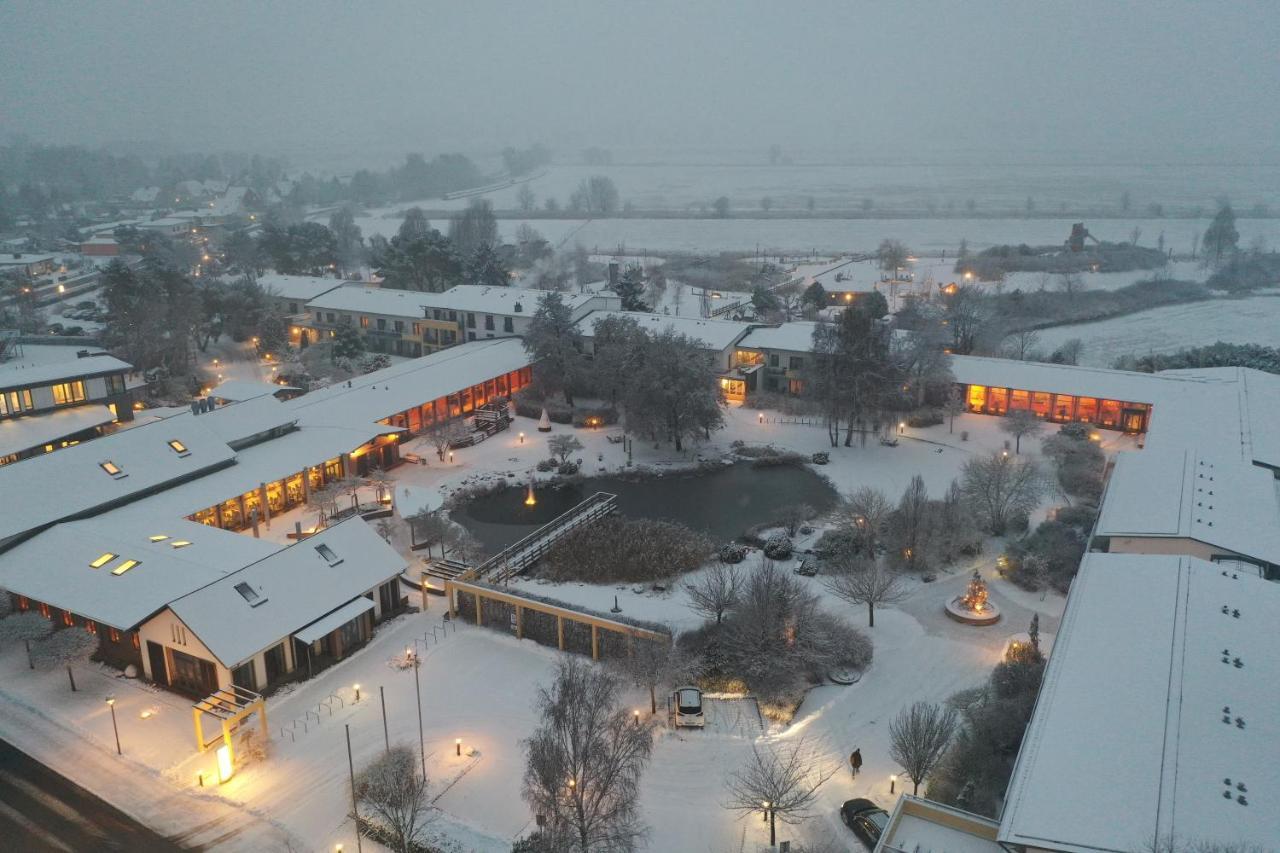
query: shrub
[
  {"left": 535, "top": 458, "right": 556, "bottom": 472},
  {"left": 733, "top": 444, "right": 782, "bottom": 459},
  {"left": 749, "top": 451, "right": 807, "bottom": 469},
  {"left": 718, "top": 542, "right": 748, "bottom": 563},
  {"left": 1054, "top": 503, "right": 1098, "bottom": 531},
  {"left": 907, "top": 410, "right": 943, "bottom": 428},
  {"left": 960, "top": 430, "right": 969, "bottom": 441},
  {"left": 557, "top": 460, "right": 580, "bottom": 475},
  {"left": 540, "top": 516, "right": 715, "bottom": 583},
  {"left": 763, "top": 533, "right": 793, "bottom": 560},
  {"left": 811, "top": 451, "right": 829, "bottom": 465},
  {"left": 1057, "top": 422, "right": 1090, "bottom": 440}
]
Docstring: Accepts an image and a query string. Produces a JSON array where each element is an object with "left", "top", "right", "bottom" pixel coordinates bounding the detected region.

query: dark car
[{"left": 840, "top": 798, "right": 889, "bottom": 849}]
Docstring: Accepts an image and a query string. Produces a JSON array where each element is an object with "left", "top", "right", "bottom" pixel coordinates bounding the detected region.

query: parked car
[
  {"left": 671, "top": 686, "right": 705, "bottom": 728},
  {"left": 840, "top": 798, "right": 888, "bottom": 849}
]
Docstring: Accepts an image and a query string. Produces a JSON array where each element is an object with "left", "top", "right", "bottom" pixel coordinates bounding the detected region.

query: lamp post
[
  {"left": 106, "top": 696, "right": 121, "bottom": 755},
  {"left": 344, "top": 724, "right": 363, "bottom": 853},
  {"left": 763, "top": 801, "right": 775, "bottom": 846},
  {"left": 455, "top": 737, "right": 462, "bottom": 757},
  {"left": 890, "top": 774, "right": 897, "bottom": 794},
  {"left": 409, "top": 649, "right": 426, "bottom": 779},
  {"left": 379, "top": 686, "right": 389, "bottom": 751},
  {"left": 354, "top": 684, "right": 361, "bottom": 703}
]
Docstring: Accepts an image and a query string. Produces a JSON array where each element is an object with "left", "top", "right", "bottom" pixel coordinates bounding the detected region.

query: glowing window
[
  {"left": 100, "top": 460, "right": 123, "bottom": 476},
  {"left": 168, "top": 439, "right": 189, "bottom": 454},
  {"left": 170, "top": 540, "right": 192, "bottom": 549},
  {"left": 149, "top": 534, "right": 169, "bottom": 542},
  {"left": 111, "top": 559, "right": 140, "bottom": 576},
  {"left": 90, "top": 552, "right": 117, "bottom": 568}
]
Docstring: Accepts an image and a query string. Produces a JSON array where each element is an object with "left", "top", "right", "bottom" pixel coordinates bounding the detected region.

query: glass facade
[{"left": 961, "top": 383, "right": 1150, "bottom": 433}]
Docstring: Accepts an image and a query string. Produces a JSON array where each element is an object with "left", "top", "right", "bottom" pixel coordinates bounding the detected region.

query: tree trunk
[
  {"left": 769, "top": 810, "right": 776, "bottom": 846},
  {"left": 913, "top": 778, "right": 920, "bottom": 795},
  {"left": 25, "top": 639, "right": 33, "bottom": 670},
  {"left": 67, "top": 665, "right": 77, "bottom": 692},
  {"left": 650, "top": 685, "right": 657, "bottom": 714},
  {"left": 868, "top": 601, "right": 875, "bottom": 628}
]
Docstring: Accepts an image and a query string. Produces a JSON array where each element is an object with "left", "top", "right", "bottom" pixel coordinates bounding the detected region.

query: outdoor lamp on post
[
  {"left": 890, "top": 774, "right": 897, "bottom": 794},
  {"left": 898, "top": 421, "right": 906, "bottom": 435},
  {"left": 106, "top": 696, "right": 121, "bottom": 755},
  {"left": 409, "top": 649, "right": 426, "bottom": 779},
  {"left": 354, "top": 684, "right": 361, "bottom": 703},
  {"left": 456, "top": 737, "right": 462, "bottom": 757}
]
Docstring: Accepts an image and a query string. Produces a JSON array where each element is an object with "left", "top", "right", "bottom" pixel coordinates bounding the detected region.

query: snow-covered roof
[
  {"left": 0, "top": 516, "right": 278, "bottom": 630},
  {"left": 257, "top": 273, "right": 347, "bottom": 303},
  {"left": 287, "top": 337, "right": 530, "bottom": 427},
  {"left": 999, "top": 553, "right": 1280, "bottom": 853},
  {"left": 122, "top": 420, "right": 395, "bottom": 519},
  {"left": 130, "top": 187, "right": 160, "bottom": 203},
  {"left": 209, "top": 378, "right": 298, "bottom": 403},
  {"left": 0, "top": 404, "right": 115, "bottom": 458},
  {"left": 0, "top": 416, "right": 236, "bottom": 547},
  {"left": 949, "top": 354, "right": 1198, "bottom": 404},
  {"left": 169, "top": 518, "right": 405, "bottom": 667},
  {"left": 577, "top": 311, "right": 753, "bottom": 352},
  {"left": 1094, "top": 449, "right": 1280, "bottom": 567},
  {"left": 428, "top": 285, "right": 601, "bottom": 317},
  {"left": 184, "top": 396, "right": 299, "bottom": 447},
  {"left": 0, "top": 252, "right": 57, "bottom": 268},
  {"left": 879, "top": 796, "right": 1001, "bottom": 853},
  {"left": 306, "top": 285, "right": 428, "bottom": 316},
  {"left": 736, "top": 321, "right": 819, "bottom": 353}
]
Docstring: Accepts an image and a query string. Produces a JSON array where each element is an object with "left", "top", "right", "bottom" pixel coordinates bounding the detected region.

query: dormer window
[
  {"left": 111, "top": 559, "right": 140, "bottom": 576},
  {"left": 168, "top": 439, "right": 190, "bottom": 456},
  {"left": 99, "top": 460, "right": 125, "bottom": 478},
  {"left": 90, "top": 552, "right": 117, "bottom": 568}
]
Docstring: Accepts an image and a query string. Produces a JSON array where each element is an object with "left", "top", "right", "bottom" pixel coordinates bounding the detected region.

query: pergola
[{"left": 191, "top": 685, "right": 267, "bottom": 780}]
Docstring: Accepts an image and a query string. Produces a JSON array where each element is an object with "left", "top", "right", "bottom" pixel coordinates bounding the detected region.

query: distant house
[
  {"left": 734, "top": 321, "right": 819, "bottom": 396},
  {"left": 80, "top": 236, "right": 120, "bottom": 257},
  {"left": 0, "top": 252, "right": 58, "bottom": 278}
]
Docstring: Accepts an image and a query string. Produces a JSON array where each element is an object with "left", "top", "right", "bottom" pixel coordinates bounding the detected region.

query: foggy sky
[{"left": 3, "top": 0, "right": 1278, "bottom": 168}]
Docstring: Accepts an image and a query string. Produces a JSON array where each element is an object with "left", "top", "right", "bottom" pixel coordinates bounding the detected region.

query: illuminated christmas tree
[{"left": 960, "top": 569, "right": 989, "bottom": 613}]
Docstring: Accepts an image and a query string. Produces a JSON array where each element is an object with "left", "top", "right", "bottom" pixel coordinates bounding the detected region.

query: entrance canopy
[{"left": 294, "top": 597, "right": 373, "bottom": 645}]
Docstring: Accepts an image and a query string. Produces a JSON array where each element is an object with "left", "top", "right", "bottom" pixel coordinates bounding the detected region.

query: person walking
[{"left": 850, "top": 748, "right": 863, "bottom": 778}]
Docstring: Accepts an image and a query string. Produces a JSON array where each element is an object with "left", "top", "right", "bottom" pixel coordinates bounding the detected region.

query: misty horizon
[{"left": 4, "top": 0, "right": 1279, "bottom": 172}]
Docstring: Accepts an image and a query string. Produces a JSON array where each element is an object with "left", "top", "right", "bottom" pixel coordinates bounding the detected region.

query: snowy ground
[
  {"left": 3, "top": 407, "right": 1110, "bottom": 851},
  {"left": 1034, "top": 294, "right": 1280, "bottom": 367}
]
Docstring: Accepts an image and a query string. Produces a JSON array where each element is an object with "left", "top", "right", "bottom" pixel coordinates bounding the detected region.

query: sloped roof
[
  {"left": 0, "top": 350, "right": 132, "bottom": 391},
  {"left": 737, "top": 321, "right": 820, "bottom": 353},
  {"left": 0, "top": 416, "right": 236, "bottom": 547},
  {"left": 209, "top": 379, "right": 298, "bottom": 403},
  {"left": 577, "top": 311, "right": 752, "bottom": 352},
  {"left": 1000, "top": 553, "right": 1280, "bottom": 852},
  {"left": 0, "top": 404, "right": 115, "bottom": 458},
  {"left": 306, "top": 285, "right": 428, "bottom": 316},
  {"left": 0, "top": 516, "right": 278, "bottom": 630},
  {"left": 169, "top": 518, "right": 405, "bottom": 667},
  {"left": 257, "top": 273, "right": 347, "bottom": 303}
]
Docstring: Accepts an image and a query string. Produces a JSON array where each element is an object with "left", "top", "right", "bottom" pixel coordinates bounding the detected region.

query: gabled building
[{"left": 734, "top": 321, "right": 820, "bottom": 396}]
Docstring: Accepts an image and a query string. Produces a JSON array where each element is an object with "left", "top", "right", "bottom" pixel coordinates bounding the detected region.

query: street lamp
[
  {"left": 106, "top": 696, "right": 121, "bottom": 755},
  {"left": 762, "top": 800, "right": 775, "bottom": 846},
  {"left": 890, "top": 774, "right": 897, "bottom": 794},
  {"left": 409, "top": 650, "right": 426, "bottom": 779},
  {"left": 354, "top": 684, "right": 361, "bottom": 703},
  {"left": 456, "top": 737, "right": 462, "bottom": 757}
]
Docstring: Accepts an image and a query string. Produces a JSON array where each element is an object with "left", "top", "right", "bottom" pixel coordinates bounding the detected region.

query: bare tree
[
  {"left": 0, "top": 610, "right": 53, "bottom": 669},
  {"left": 823, "top": 553, "right": 910, "bottom": 628},
  {"left": 1056, "top": 272, "right": 1085, "bottom": 295},
  {"left": 1050, "top": 338, "right": 1084, "bottom": 365},
  {"left": 523, "top": 659, "right": 654, "bottom": 853},
  {"left": 610, "top": 640, "right": 695, "bottom": 714},
  {"left": 778, "top": 502, "right": 815, "bottom": 536},
  {"left": 306, "top": 481, "right": 340, "bottom": 529},
  {"left": 999, "top": 409, "right": 1045, "bottom": 454},
  {"left": 960, "top": 452, "right": 1045, "bottom": 534},
  {"left": 375, "top": 517, "right": 396, "bottom": 543},
  {"left": 355, "top": 745, "right": 433, "bottom": 853},
  {"left": 1001, "top": 328, "right": 1041, "bottom": 361},
  {"left": 889, "top": 475, "right": 932, "bottom": 571},
  {"left": 725, "top": 737, "right": 835, "bottom": 847},
  {"left": 889, "top": 701, "right": 959, "bottom": 795},
  {"left": 548, "top": 434, "right": 584, "bottom": 464},
  {"left": 944, "top": 386, "right": 966, "bottom": 434},
  {"left": 31, "top": 627, "right": 98, "bottom": 691},
  {"left": 685, "top": 561, "right": 741, "bottom": 624},
  {"left": 425, "top": 418, "right": 468, "bottom": 461},
  {"left": 843, "top": 486, "right": 893, "bottom": 559}
]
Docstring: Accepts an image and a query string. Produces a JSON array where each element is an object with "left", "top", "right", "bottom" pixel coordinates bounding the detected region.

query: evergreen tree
[
  {"left": 465, "top": 242, "right": 510, "bottom": 288},
  {"left": 328, "top": 204, "right": 364, "bottom": 274},
  {"left": 332, "top": 323, "right": 365, "bottom": 361},
  {"left": 1202, "top": 204, "right": 1239, "bottom": 266},
  {"left": 615, "top": 264, "right": 648, "bottom": 311},
  {"left": 524, "top": 292, "right": 582, "bottom": 405},
  {"left": 801, "top": 280, "right": 827, "bottom": 312},
  {"left": 374, "top": 229, "right": 462, "bottom": 292}
]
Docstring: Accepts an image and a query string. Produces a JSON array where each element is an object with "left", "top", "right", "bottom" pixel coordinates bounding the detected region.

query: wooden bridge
[{"left": 476, "top": 491, "right": 619, "bottom": 582}]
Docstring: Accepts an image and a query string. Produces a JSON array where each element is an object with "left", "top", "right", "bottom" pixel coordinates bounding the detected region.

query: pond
[{"left": 452, "top": 462, "right": 840, "bottom": 553}]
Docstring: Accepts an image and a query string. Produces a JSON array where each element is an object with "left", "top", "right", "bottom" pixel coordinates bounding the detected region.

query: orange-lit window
[
  {"left": 85, "top": 620, "right": 97, "bottom": 635},
  {"left": 1076, "top": 397, "right": 1098, "bottom": 422},
  {"left": 109, "top": 627, "right": 121, "bottom": 643},
  {"left": 100, "top": 460, "right": 123, "bottom": 476},
  {"left": 17, "top": 596, "right": 28, "bottom": 611},
  {"left": 987, "top": 388, "right": 1008, "bottom": 414},
  {"left": 967, "top": 385, "right": 986, "bottom": 412},
  {"left": 62, "top": 610, "right": 74, "bottom": 627},
  {"left": 1052, "top": 395, "right": 1075, "bottom": 421},
  {"left": 168, "top": 439, "right": 189, "bottom": 455},
  {"left": 1099, "top": 400, "right": 1121, "bottom": 427},
  {"left": 131, "top": 633, "right": 140, "bottom": 649},
  {"left": 1031, "top": 392, "right": 1052, "bottom": 417},
  {"left": 1009, "top": 389, "right": 1030, "bottom": 411},
  {"left": 39, "top": 602, "right": 51, "bottom": 618}
]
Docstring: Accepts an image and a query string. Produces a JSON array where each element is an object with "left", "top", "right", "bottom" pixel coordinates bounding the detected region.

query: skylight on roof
[
  {"left": 314, "top": 543, "right": 342, "bottom": 565},
  {"left": 149, "top": 534, "right": 169, "bottom": 542},
  {"left": 170, "top": 540, "right": 191, "bottom": 549},
  {"left": 234, "top": 581, "right": 266, "bottom": 606},
  {"left": 99, "top": 460, "right": 124, "bottom": 477},
  {"left": 168, "top": 439, "right": 190, "bottom": 456},
  {"left": 89, "top": 552, "right": 116, "bottom": 568},
  {"left": 111, "top": 559, "right": 140, "bottom": 576}
]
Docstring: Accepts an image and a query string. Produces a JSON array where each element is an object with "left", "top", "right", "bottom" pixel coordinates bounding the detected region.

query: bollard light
[
  {"left": 519, "top": 432, "right": 525, "bottom": 444},
  {"left": 456, "top": 737, "right": 462, "bottom": 756},
  {"left": 890, "top": 774, "right": 897, "bottom": 794},
  {"left": 354, "top": 684, "right": 361, "bottom": 703},
  {"left": 634, "top": 710, "right": 640, "bottom": 726}
]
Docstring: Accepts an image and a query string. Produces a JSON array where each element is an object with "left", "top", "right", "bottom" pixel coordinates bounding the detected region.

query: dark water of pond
[{"left": 452, "top": 463, "right": 839, "bottom": 553}]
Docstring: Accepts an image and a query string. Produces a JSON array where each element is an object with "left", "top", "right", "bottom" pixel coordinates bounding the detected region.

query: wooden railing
[{"left": 471, "top": 491, "right": 618, "bottom": 582}]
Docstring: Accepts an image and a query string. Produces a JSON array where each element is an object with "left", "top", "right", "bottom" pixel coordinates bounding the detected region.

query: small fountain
[
  {"left": 945, "top": 569, "right": 1001, "bottom": 625},
  {"left": 524, "top": 481, "right": 537, "bottom": 507}
]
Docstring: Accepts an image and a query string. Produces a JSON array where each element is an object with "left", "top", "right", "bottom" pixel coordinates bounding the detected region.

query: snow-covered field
[
  {"left": 347, "top": 211, "right": 1279, "bottom": 257},
  {"left": 1034, "top": 295, "right": 1280, "bottom": 367},
  {"left": 3, "top": 406, "right": 1135, "bottom": 851}
]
